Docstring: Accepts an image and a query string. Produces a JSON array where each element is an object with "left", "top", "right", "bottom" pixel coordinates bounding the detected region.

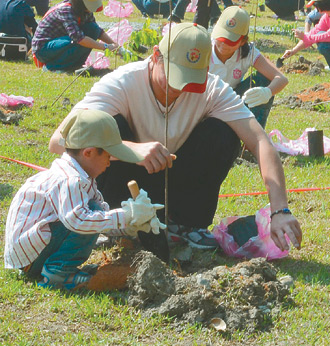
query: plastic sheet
[
  {"left": 106, "top": 19, "right": 133, "bottom": 45},
  {"left": 0, "top": 93, "right": 34, "bottom": 108},
  {"left": 269, "top": 128, "right": 330, "bottom": 156},
  {"left": 104, "top": 0, "right": 134, "bottom": 18},
  {"left": 213, "top": 205, "right": 290, "bottom": 260}
]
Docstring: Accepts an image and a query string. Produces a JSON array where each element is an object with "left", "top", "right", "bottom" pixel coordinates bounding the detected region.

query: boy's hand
[{"left": 121, "top": 189, "right": 164, "bottom": 226}]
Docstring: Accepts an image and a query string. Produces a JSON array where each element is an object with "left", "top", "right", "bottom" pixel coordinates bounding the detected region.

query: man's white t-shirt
[{"left": 74, "top": 58, "right": 253, "bottom": 153}]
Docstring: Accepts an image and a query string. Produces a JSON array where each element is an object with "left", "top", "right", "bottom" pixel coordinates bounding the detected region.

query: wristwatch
[
  {"left": 270, "top": 208, "right": 292, "bottom": 219},
  {"left": 104, "top": 43, "right": 109, "bottom": 50}
]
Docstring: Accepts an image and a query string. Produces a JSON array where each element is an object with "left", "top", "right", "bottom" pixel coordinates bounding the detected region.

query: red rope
[{"left": 1, "top": 155, "right": 329, "bottom": 198}]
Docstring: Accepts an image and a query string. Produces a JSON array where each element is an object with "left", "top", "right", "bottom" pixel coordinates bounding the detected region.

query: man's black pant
[{"left": 96, "top": 115, "right": 240, "bottom": 261}]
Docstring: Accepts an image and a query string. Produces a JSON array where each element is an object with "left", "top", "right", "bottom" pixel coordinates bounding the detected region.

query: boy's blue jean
[
  {"left": 234, "top": 72, "right": 274, "bottom": 129},
  {"left": 26, "top": 200, "right": 101, "bottom": 279},
  {"left": 35, "top": 22, "right": 102, "bottom": 71}
]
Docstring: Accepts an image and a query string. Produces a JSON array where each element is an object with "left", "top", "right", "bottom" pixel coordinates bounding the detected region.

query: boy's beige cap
[
  {"left": 60, "top": 109, "right": 144, "bottom": 163},
  {"left": 211, "top": 6, "right": 250, "bottom": 42},
  {"left": 159, "top": 23, "right": 211, "bottom": 93}
]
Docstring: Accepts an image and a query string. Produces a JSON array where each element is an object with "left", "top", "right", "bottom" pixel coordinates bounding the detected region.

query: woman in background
[{"left": 210, "top": 6, "right": 288, "bottom": 128}]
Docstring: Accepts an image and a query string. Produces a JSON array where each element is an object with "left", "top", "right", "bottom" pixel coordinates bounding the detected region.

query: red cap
[
  {"left": 216, "top": 36, "right": 243, "bottom": 46},
  {"left": 306, "top": 0, "right": 315, "bottom": 7}
]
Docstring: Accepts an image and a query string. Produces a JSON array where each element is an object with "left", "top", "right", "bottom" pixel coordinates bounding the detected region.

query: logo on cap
[
  {"left": 186, "top": 48, "right": 201, "bottom": 63},
  {"left": 226, "top": 18, "right": 237, "bottom": 28}
]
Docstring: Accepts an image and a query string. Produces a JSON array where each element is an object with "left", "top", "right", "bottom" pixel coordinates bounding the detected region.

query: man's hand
[
  {"left": 270, "top": 213, "right": 302, "bottom": 251},
  {"left": 125, "top": 141, "right": 176, "bottom": 174}
]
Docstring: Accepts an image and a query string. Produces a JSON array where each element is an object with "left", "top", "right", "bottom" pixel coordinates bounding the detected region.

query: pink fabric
[
  {"left": 186, "top": 0, "right": 197, "bottom": 12},
  {"left": 212, "top": 205, "right": 290, "bottom": 260},
  {"left": 268, "top": 128, "right": 330, "bottom": 156},
  {"left": 303, "top": 13, "right": 330, "bottom": 47},
  {"left": 84, "top": 51, "right": 110, "bottom": 69},
  {"left": 0, "top": 93, "right": 34, "bottom": 108},
  {"left": 106, "top": 19, "right": 133, "bottom": 45},
  {"left": 104, "top": 0, "right": 134, "bottom": 18},
  {"left": 162, "top": 22, "right": 179, "bottom": 36}
]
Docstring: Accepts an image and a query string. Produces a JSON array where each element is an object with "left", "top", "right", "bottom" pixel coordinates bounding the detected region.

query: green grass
[{"left": 1, "top": 1, "right": 330, "bottom": 345}]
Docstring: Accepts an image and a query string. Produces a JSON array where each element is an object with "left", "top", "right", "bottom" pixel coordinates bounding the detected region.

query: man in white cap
[{"left": 50, "top": 23, "right": 302, "bottom": 255}]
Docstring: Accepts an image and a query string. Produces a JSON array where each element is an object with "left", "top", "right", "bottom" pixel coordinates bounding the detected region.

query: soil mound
[
  {"left": 280, "top": 56, "right": 325, "bottom": 76},
  {"left": 128, "top": 251, "right": 292, "bottom": 333},
  {"left": 275, "top": 83, "right": 330, "bottom": 111}
]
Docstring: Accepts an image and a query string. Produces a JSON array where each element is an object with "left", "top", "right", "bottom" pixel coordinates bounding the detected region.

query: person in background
[
  {"left": 31, "top": 0, "right": 119, "bottom": 73},
  {"left": 5, "top": 109, "right": 165, "bottom": 290},
  {"left": 169, "top": 0, "right": 233, "bottom": 24},
  {"left": 282, "top": 0, "right": 330, "bottom": 70},
  {"left": 0, "top": 0, "right": 38, "bottom": 50},
  {"left": 25, "top": 0, "right": 49, "bottom": 16},
  {"left": 49, "top": 23, "right": 302, "bottom": 254},
  {"left": 210, "top": 6, "right": 288, "bottom": 128},
  {"left": 132, "top": 0, "right": 178, "bottom": 19},
  {"left": 305, "top": 1, "right": 323, "bottom": 32}
]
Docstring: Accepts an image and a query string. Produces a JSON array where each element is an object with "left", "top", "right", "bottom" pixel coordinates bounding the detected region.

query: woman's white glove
[
  {"left": 121, "top": 188, "right": 164, "bottom": 226},
  {"left": 242, "top": 87, "right": 272, "bottom": 108}
]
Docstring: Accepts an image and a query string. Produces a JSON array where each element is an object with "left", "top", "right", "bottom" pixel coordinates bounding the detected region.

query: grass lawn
[{"left": 0, "top": 1, "right": 329, "bottom": 345}]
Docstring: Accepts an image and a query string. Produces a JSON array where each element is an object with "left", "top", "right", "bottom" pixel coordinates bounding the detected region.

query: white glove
[
  {"left": 121, "top": 189, "right": 164, "bottom": 226},
  {"left": 242, "top": 87, "right": 272, "bottom": 108},
  {"left": 123, "top": 216, "right": 166, "bottom": 237}
]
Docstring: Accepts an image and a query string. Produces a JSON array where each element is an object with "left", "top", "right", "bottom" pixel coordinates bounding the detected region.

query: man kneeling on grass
[{"left": 4, "top": 109, "right": 165, "bottom": 290}]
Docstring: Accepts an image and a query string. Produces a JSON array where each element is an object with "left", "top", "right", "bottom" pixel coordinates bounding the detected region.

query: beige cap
[
  {"left": 211, "top": 6, "right": 250, "bottom": 42},
  {"left": 82, "top": 0, "right": 103, "bottom": 12},
  {"left": 159, "top": 23, "right": 211, "bottom": 93},
  {"left": 60, "top": 109, "right": 144, "bottom": 163}
]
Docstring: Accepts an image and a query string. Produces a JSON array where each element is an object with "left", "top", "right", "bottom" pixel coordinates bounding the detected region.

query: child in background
[
  {"left": 283, "top": 0, "right": 330, "bottom": 70},
  {"left": 209, "top": 6, "right": 288, "bottom": 128},
  {"left": 4, "top": 109, "right": 165, "bottom": 290}
]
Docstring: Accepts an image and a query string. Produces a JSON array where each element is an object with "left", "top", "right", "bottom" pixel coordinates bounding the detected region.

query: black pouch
[{"left": 0, "top": 35, "right": 28, "bottom": 61}]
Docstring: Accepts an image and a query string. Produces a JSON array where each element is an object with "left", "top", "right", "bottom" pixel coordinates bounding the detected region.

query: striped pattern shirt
[{"left": 5, "top": 153, "right": 126, "bottom": 269}]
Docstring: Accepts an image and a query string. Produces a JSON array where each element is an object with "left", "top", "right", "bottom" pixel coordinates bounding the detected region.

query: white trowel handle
[{"left": 127, "top": 180, "right": 139, "bottom": 200}]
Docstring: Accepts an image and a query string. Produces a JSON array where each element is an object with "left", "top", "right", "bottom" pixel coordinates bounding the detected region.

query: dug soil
[
  {"left": 275, "top": 82, "right": 330, "bottom": 110},
  {"left": 83, "top": 237, "right": 294, "bottom": 333}
]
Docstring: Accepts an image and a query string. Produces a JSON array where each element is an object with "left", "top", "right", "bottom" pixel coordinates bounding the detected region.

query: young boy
[{"left": 4, "top": 109, "right": 165, "bottom": 290}]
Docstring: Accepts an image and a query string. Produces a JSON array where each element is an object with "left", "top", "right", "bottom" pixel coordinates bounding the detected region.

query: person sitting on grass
[
  {"left": 0, "top": 0, "right": 38, "bottom": 52},
  {"left": 209, "top": 6, "right": 288, "bottom": 129},
  {"left": 31, "top": 0, "right": 119, "bottom": 73},
  {"left": 282, "top": 0, "right": 330, "bottom": 70},
  {"left": 4, "top": 109, "right": 165, "bottom": 290},
  {"left": 49, "top": 23, "right": 302, "bottom": 256}
]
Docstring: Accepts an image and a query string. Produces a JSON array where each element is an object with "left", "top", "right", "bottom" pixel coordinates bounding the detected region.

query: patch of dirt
[
  {"left": 275, "top": 83, "right": 330, "bottom": 111},
  {"left": 84, "top": 237, "right": 294, "bottom": 333},
  {"left": 280, "top": 56, "right": 325, "bottom": 76},
  {"left": 0, "top": 105, "right": 22, "bottom": 125},
  {"left": 128, "top": 252, "right": 292, "bottom": 333},
  {"left": 255, "top": 38, "right": 282, "bottom": 50}
]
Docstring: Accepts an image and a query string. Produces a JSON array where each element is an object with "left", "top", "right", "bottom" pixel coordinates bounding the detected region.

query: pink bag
[
  {"left": 106, "top": 19, "right": 133, "bottom": 45},
  {"left": 269, "top": 128, "right": 330, "bottom": 156},
  {"left": 0, "top": 93, "right": 34, "bottom": 108},
  {"left": 104, "top": 0, "right": 134, "bottom": 18},
  {"left": 84, "top": 51, "right": 110, "bottom": 69},
  {"left": 186, "top": 0, "right": 197, "bottom": 12},
  {"left": 212, "top": 205, "right": 290, "bottom": 260}
]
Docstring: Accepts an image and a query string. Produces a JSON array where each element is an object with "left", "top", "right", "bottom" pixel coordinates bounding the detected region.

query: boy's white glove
[
  {"left": 121, "top": 188, "right": 164, "bottom": 226},
  {"left": 242, "top": 87, "right": 272, "bottom": 108},
  {"left": 123, "top": 216, "right": 166, "bottom": 237}
]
